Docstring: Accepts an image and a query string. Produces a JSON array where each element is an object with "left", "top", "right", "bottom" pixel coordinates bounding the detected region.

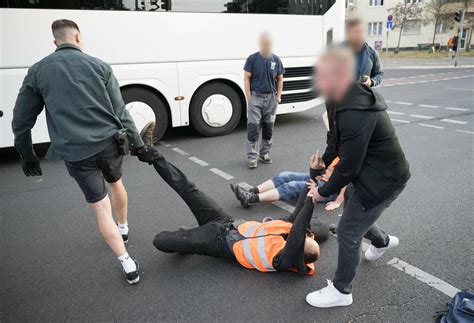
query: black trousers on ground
[
  {"left": 152, "top": 154, "right": 235, "bottom": 260},
  {"left": 333, "top": 183, "right": 406, "bottom": 294}
]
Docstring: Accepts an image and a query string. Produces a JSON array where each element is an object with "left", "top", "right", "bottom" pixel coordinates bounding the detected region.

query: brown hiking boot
[
  {"left": 131, "top": 122, "right": 156, "bottom": 156},
  {"left": 140, "top": 121, "right": 156, "bottom": 146}
]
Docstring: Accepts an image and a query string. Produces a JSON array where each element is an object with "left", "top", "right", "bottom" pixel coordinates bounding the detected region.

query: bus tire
[
  {"left": 190, "top": 82, "right": 242, "bottom": 137},
  {"left": 121, "top": 87, "right": 169, "bottom": 142}
]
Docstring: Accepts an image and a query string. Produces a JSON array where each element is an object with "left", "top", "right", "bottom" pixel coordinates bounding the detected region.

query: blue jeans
[
  {"left": 271, "top": 171, "right": 338, "bottom": 202},
  {"left": 272, "top": 172, "right": 309, "bottom": 201}
]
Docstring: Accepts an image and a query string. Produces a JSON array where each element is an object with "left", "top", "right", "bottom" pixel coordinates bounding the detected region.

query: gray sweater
[{"left": 12, "top": 43, "right": 144, "bottom": 162}]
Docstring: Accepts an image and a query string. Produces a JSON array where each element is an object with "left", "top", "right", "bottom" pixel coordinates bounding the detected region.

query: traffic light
[{"left": 454, "top": 10, "right": 462, "bottom": 22}]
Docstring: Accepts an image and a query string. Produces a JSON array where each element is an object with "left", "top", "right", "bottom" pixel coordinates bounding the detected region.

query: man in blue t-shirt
[{"left": 243, "top": 32, "right": 285, "bottom": 169}]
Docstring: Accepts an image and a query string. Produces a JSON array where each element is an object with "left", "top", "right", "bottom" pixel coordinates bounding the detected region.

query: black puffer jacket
[{"left": 320, "top": 83, "right": 410, "bottom": 209}]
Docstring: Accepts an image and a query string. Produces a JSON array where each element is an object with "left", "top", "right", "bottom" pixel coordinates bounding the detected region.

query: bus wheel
[
  {"left": 190, "top": 83, "right": 242, "bottom": 137},
  {"left": 122, "top": 87, "right": 169, "bottom": 142}
]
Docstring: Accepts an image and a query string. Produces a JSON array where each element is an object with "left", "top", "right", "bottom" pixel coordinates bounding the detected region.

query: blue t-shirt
[{"left": 243, "top": 52, "right": 285, "bottom": 93}]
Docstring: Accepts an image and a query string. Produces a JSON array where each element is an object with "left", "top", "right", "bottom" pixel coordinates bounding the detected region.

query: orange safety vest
[
  {"left": 321, "top": 157, "right": 340, "bottom": 182},
  {"left": 232, "top": 220, "right": 315, "bottom": 275}
]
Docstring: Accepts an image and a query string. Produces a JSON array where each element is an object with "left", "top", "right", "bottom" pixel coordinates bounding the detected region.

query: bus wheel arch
[
  {"left": 189, "top": 79, "right": 245, "bottom": 137},
  {"left": 121, "top": 85, "right": 170, "bottom": 142}
]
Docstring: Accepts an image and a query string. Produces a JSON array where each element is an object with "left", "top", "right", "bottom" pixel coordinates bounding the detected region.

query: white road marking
[
  {"left": 159, "top": 141, "right": 172, "bottom": 147},
  {"left": 390, "top": 118, "right": 410, "bottom": 124},
  {"left": 455, "top": 129, "right": 474, "bottom": 134},
  {"left": 271, "top": 200, "right": 296, "bottom": 213},
  {"left": 410, "top": 114, "right": 434, "bottom": 119},
  {"left": 419, "top": 123, "right": 444, "bottom": 129},
  {"left": 440, "top": 119, "right": 468, "bottom": 125},
  {"left": 171, "top": 147, "right": 188, "bottom": 156},
  {"left": 445, "top": 87, "right": 474, "bottom": 91},
  {"left": 418, "top": 104, "right": 439, "bottom": 109},
  {"left": 395, "top": 101, "right": 413, "bottom": 106},
  {"left": 209, "top": 168, "right": 234, "bottom": 180},
  {"left": 385, "top": 100, "right": 392, "bottom": 103},
  {"left": 188, "top": 156, "right": 209, "bottom": 167},
  {"left": 387, "top": 258, "right": 460, "bottom": 298},
  {"left": 445, "top": 107, "right": 469, "bottom": 111},
  {"left": 387, "top": 111, "right": 406, "bottom": 115}
]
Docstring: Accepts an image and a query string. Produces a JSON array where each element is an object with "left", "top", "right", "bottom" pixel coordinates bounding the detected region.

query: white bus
[{"left": 0, "top": 0, "right": 344, "bottom": 148}]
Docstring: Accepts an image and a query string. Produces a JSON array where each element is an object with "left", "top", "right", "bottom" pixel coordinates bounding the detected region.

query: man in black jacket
[{"left": 306, "top": 48, "right": 410, "bottom": 308}]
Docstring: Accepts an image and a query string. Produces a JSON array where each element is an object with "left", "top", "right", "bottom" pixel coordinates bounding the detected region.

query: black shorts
[{"left": 65, "top": 142, "right": 123, "bottom": 203}]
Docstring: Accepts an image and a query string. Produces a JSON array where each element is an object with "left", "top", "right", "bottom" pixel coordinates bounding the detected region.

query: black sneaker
[
  {"left": 236, "top": 185, "right": 255, "bottom": 209},
  {"left": 123, "top": 260, "right": 140, "bottom": 285},
  {"left": 258, "top": 155, "right": 272, "bottom": 164},
  {"left": 122, "top": 233, "right": 129, "bottom": 244}
]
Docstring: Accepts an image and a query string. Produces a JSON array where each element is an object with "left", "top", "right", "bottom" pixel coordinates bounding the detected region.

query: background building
[{"left": 346, "top": 0, "right": 473, "bottom": 50}]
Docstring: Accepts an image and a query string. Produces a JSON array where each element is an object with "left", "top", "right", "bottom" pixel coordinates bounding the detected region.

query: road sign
[
  {"left": 387, "top": 21, "right": 393, "bottom": 30},
  {"left": 388, "top": 15, "right": 393, "bottom": 22}
]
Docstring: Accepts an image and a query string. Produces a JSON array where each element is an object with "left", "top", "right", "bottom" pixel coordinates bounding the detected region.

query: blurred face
[
  {"left": 346, "top": 23, "right": 365, "bottom": 50},
  {"left": 259, "top": 35, "right": 273, "bottom": 57},
  {"left": 314, "top": 54, "right": 354, "bottom": 103}
]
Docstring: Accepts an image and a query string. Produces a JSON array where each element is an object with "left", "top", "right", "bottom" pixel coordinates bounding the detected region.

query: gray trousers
[
  {"left": 333, "top": 183, "right": 406, "bottom": 294},
  {"left": 246, "top": 92, "right": 278, "bottom": 161}
]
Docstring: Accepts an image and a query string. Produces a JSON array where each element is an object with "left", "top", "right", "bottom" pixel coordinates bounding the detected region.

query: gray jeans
[
  {"left": 333, "top": 183, "right": 406, "bottom": 294},
  {"left": 246, "top": 92, "right": 278, "bottom": 161}
]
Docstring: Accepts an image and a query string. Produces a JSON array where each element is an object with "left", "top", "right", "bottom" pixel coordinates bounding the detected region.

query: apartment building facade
[{"left": 346, "top": 0, "right": 473, "bottom": 50}]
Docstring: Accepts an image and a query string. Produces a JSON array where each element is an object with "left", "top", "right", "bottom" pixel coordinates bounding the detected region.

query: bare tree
[
  {"left": 423, "top": 0, "right": 454, "bottom": 47},
  {"left": 389, "top": 1, "right": 424, "bottom": 53}
]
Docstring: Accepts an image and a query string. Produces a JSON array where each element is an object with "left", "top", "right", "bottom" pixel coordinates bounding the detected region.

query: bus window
[{"left": 1, "top": 0, "right": 336, "bottom": 15}]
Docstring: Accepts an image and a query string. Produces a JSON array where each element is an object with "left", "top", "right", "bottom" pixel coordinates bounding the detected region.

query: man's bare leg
[
  {"left": 90, "top": 194, "right": 138, "bottom": 283},
  {"left": 90, "top": 195, "right": 127, "bottom": 256},
  {"left": 109, "top": 179, "right": 128, "bottom": 225},
  {"left": 258, "top": 188, "right": 280, "bottom": 202},
  {"left": 256, "top": 179, "right": 276, "bottom": 193}
]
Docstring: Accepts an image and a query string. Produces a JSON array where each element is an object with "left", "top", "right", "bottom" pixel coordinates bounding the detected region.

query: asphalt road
[{"left": 1, "top": 67, "right": 473, "bottom": 322}]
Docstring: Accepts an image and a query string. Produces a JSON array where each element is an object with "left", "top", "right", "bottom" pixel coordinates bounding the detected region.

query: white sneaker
[
  {"left": 364, "top": 235, "right": 399, "bottom": 261},
  {"left": 306, "top": 280, "right": 353, "bottom": 308}
]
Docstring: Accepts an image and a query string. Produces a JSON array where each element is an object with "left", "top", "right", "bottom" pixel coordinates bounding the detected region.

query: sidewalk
[{"left": 383, "top": 56, "right": 474, "bottom": 69}]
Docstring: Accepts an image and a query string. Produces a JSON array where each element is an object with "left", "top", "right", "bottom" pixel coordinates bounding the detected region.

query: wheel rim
[
  {"left": 126, "top": 101, "right": 156, "bottom": 133},
  {"left": 201, "top": 94, "right": 233, "bottom": 128}
]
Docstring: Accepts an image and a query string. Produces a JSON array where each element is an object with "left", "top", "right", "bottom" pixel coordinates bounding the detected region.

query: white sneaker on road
[
  {"left": 364, "top": 235, "right": 399, "bottom": 261},
  {"left": 306, "top": 280, "right": 353, "bottom": 308}
]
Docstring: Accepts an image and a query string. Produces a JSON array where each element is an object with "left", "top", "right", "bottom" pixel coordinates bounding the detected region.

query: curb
[{"left": 385, "top": 65, "right": 474, "bottom": 70}]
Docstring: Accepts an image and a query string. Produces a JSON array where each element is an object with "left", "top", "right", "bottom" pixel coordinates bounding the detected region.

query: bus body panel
[{"left": 0, "top": 1, "right": 344, "bottom": 148}]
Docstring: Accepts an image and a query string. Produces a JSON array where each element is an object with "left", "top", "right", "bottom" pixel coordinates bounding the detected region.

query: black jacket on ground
[{"left": 320, "top": 83, "right": 410, "bottom": 210}]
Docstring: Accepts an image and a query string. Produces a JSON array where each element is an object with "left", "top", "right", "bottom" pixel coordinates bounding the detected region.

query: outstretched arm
[{"left": 273, "top": 194, "right": 314, "bottom": 274}]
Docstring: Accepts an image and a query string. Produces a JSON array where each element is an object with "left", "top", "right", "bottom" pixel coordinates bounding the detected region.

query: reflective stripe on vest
[{"left": 241, "top": 224, "right": 276, "bottom": 272}]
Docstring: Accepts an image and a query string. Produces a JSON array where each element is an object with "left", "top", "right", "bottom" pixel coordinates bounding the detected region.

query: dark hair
[
  {"left": 51, "top": 19, "right": 80, "bottom": 40},
  {"left": 304, "top": 250, "right": 319, "bottom": 264},
  {"left": 345, "top": 17, "right": 363, "bottom": 31}
]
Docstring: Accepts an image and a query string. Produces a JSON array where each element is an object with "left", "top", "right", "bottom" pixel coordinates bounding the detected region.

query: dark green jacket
[
  {"left": 12, "top": 43, "right": 144, "bottom": 162},
  {"left": 320, "top": 83, "right": 410, "bottom": 209}
]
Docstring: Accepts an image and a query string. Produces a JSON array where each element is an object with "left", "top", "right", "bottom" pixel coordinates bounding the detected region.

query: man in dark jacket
[
  {"left": 306, "top": 48, "right": 410, "bottom": 308},
  {"left": 345, "top": 18, "right": 384, "bottom": 87},
  {"left": 11, "top": 19, "right": 159, "bottom": 284}
]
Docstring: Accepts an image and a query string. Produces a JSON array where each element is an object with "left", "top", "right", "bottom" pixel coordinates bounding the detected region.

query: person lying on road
[
  {"left": 231, "top": 152, "right": 346, "bottom": 211},
  {"left": 149, "top": 152, "right": 330, "bottom": 275}
]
